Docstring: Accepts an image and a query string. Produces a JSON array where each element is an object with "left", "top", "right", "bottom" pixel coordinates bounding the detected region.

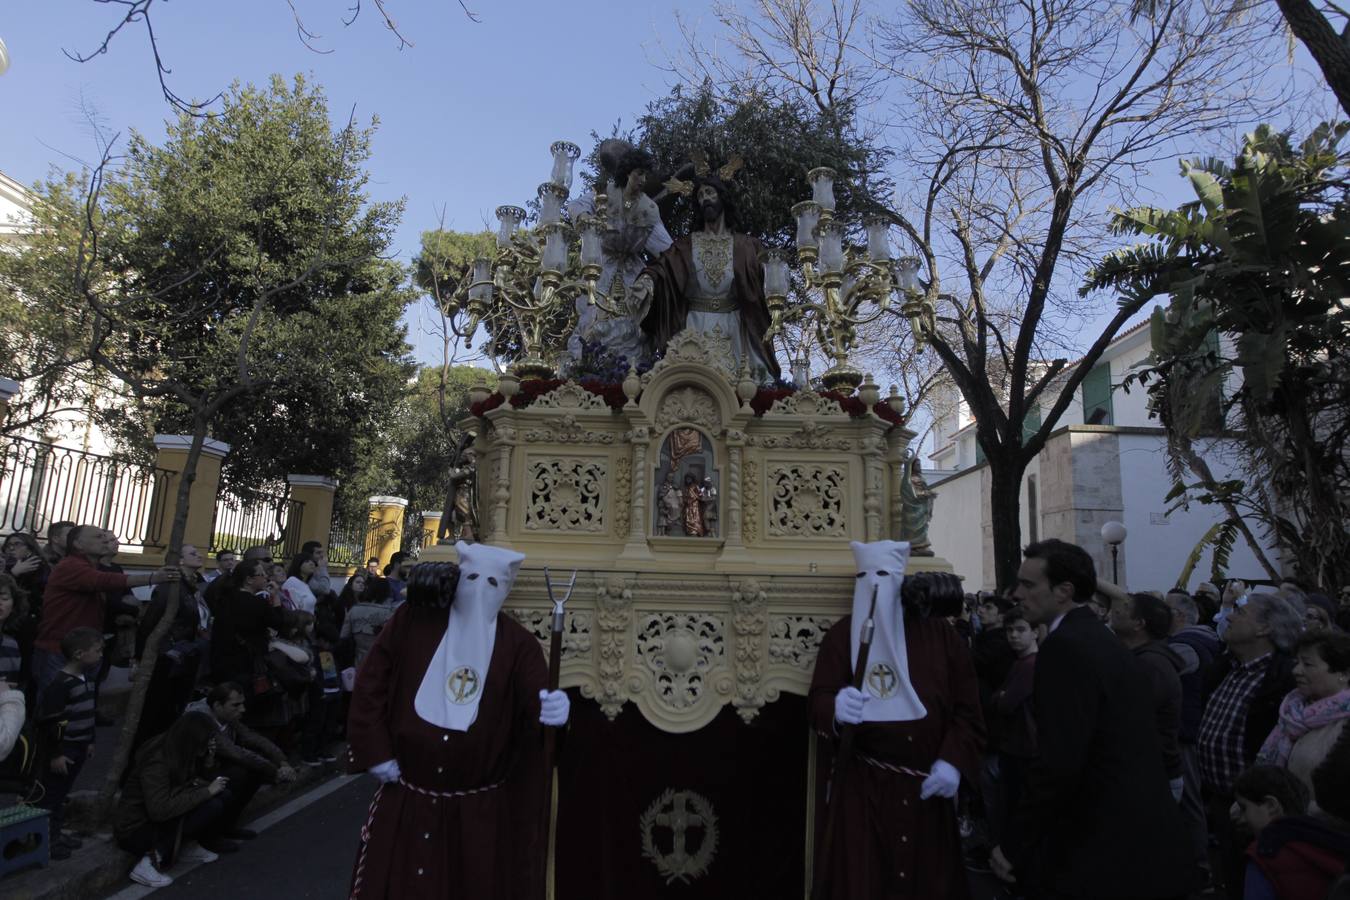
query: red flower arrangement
[
  {"left": 468, "top": 378, "right": 907, "bottom": 427},
  {"left": 468, "top": 377, "right": 628, "bottom": 418}
]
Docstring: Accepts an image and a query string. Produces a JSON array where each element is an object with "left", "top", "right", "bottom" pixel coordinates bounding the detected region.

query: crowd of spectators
[
  {"left": 955, "top": 545, "right": 1350, "bottom": 899},
  {"left": 0, "top": 526, "right": 403, "bottom": 887}
]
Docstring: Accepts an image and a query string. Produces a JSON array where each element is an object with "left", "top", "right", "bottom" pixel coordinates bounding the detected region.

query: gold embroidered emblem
[
  {"left": 640, "top": 788, "right": 718, "bottom": 885},
  {"left": 446, "top": 666, "right": 481, "bottom": 704},
  {"left": 866, "top": 662, "right": 899, "bottom": 699},
  {"left": 691, "top": 231, "right": 733, "bottom": 291}
]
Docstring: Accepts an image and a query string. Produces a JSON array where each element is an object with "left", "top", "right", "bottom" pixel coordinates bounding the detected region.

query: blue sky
[
  {"left": 0, "top": 0, "right": 713, "bottom": 363},
  {"left": 0, "top": 2, "right": 1335, "bottom": 374}
]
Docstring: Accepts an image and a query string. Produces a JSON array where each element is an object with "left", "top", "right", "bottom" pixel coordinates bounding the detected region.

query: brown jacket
[{"left": 114, "top": 734, "right": 215, "bottom": 840}]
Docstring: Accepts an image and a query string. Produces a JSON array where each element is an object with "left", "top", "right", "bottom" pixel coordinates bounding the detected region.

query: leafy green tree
[
  {"left": 0, "top": 174, "right": 112, "bottom": 435},
  {"left": 87, "top": 74, "right": 416, "bottom": 501},
  {"left": 1087, "top": 123, "right": 1350, "bottom": 588},
  {"left": 4, "top": 73, "right": 415, "bottom": 819}
]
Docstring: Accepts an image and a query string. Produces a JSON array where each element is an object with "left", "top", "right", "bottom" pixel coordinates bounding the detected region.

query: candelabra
[
  {"left": 763, "top": 168, "right": 935, "bottom": 393},
  {"left": 442, "top": 140, "right": 615, "bottom": 380}
]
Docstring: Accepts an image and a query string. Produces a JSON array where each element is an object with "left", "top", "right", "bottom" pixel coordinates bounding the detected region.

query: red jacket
[
  {"left": 36, "top": 555, "right": 128, "bottom": 653},
  {"left": 1247, "top": 816, "right": 1350, "bottom": 900}
]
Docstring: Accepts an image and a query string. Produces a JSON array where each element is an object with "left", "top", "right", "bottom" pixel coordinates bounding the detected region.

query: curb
[{"left": 1, "top": 761, "right": 347, "bottom": 900}]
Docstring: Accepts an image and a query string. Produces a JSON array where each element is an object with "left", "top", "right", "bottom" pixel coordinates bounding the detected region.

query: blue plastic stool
[{"left": 0, "top": 804, "right": 50, "bottom": 876}]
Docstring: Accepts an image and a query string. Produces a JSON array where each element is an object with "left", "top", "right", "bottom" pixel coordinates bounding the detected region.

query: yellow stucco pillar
[
  {"left": 150, "top": 434, "right": 231, "bottom": 563},
  {"left": 366, "top": 495, "right": 408, "bottom": 568},
  {"left": 419, "top": 511, "right": 442, "bottom": 551},
  {"left": 287, "top": 475, "right": 339, "bottom": 552}
]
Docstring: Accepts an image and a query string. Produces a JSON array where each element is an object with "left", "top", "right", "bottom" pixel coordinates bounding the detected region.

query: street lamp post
[{"left": 1101, "top": 520, "right": 1128, "bottom": 585}]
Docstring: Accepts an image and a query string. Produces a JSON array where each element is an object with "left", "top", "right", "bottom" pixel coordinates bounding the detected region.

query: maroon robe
[
  {"left": 809, "top": 615, "right": 985, "bottom": 899},
  {"left": 640, "top": 232, "right": 782, "bottom": 379},
  {"left": 346, "top": 604, "right": 547, "bottom": 900}
]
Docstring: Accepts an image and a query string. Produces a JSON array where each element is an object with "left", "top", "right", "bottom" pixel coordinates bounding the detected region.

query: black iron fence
[
  {"left": 328, "top": 512, "right": 382, "bottom": 569},
  {"left": 0, "top": 434, "right": 174, "bottom": 550},
  {"left": 210, "top": 486, "right": 305, "bottom": 560}
]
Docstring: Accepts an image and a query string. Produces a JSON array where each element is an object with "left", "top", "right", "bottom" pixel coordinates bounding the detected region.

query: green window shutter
[
  {"left": 1022, "top": 405, "right": 1042, "bottom": 443},
  {"left": 1081, "top": 364, "right": 1113, "bottom": 425}
]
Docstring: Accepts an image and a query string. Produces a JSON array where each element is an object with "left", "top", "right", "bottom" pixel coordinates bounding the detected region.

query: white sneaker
[
  {"left": 180, "top": 843, "right": 219, "bottom": 863},
  {"left": 129, "top": 854, "right": 174, "bottom": 887}
]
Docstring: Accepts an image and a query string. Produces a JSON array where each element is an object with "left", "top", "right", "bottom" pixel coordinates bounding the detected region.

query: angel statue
[{"left": 561, "top": 141, "right": 675, "bottom": 374}]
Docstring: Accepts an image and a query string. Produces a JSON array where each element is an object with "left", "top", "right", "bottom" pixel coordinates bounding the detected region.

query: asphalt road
[
  {"left": 96, "top": 774, "right": 1011, "bottom": 900},
  {"left": 100, "top": 774, "right": 373, "bottom": 900}
]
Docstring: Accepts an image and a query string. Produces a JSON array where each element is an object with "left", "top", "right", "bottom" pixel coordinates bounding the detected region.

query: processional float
[{"left": 424, "top": 140, "right": 950, "bottom": 899}]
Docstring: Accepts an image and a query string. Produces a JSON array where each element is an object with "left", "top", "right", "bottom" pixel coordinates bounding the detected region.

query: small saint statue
[
  {"left": 656, "top": 474, "right": 682, "bottom": 536},
  {"left": 681, "top": 474, "right": 706, "bottom": 537},
  {"left": 899, "top": 456, "right": 936, "bottom": 556},
  {"left": 441, "top": 437, "right": 479, "bottom": 543},
  {"left": 700, "top": 477, "right": 719, "bottom": 538}
]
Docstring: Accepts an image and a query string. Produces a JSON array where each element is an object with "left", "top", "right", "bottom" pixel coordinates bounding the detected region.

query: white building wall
[
  {"left": 1116, "top": 433, "right": 1276, "bottom": 591},
  {"left": 929, "top": 466, "right": 990, "bottom": 589}
]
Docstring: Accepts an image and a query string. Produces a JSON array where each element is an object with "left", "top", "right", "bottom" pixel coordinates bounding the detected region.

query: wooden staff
[
  {"left": 811, "top": 584, "right": 879, "bottom": 900},
  {"left": 541, "top": 567, "right": 577, "bottom": 900}
]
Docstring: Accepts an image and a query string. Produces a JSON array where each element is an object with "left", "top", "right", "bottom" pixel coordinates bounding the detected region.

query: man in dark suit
[{"left": 990, "top": 539, "right": 1196, "bottom": 899}]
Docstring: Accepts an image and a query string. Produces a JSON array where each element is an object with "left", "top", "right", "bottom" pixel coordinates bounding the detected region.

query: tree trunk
[
  {"left": 1274, "top": 0, "right": 1350, "bottom": 121},
  {"left": 96, "top": 416, "right": 210, "bottom": 822},
  {"left": 986, "top": 453, "right": 1028, "bottom": 590}
]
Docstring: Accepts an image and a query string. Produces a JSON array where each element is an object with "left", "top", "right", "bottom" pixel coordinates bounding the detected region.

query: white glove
[
  {"left": 1170, "top": 777, "right": 1185, "bottom": 803},
  {"left": 539, "top": 689, "right": 570, "bottom": 727},
  {"left": 369, "top": 759, "right": 401, "bottom": 785},
  {"left": 920, "top": 759, "right": 961, "bottom": 800},
  {"left": 834, "top": 687, "right": 868, "bottom": 726}
]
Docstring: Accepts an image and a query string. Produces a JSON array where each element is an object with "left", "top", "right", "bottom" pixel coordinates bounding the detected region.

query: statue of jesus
[{"left": 629, "top": 172, "right": 781, "bottom": 383}]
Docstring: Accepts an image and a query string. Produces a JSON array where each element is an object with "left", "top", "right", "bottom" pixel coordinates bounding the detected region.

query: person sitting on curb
[
  {"left": 185, "top": 682, "right": 298, "bottom": 848},
  {"left": 115, "top": 711, "right": 233, "bottom": 888}
]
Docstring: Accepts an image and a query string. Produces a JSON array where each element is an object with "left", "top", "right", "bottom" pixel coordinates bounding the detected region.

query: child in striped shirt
[{"left": 37, "top": 626, "right": 103, "bottom": 859}]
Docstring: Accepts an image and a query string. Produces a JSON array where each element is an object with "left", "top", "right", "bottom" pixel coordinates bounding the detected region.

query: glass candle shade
[
  {"left": 470, "top": 257, "right": 493, "bottom": 304},
  {"left": 895, "top": 256, "right": 922, "bottom": 294},
  {"left": 808, "top": 167, "right": 837, "bottom": 212},
  {"left": 817, "top": 220, "right": 845, "bottom": 274},
  {"left": 542, "top": 225, "right": 568, "bottom": 272},
  {"left": 496, "top": 206, "right": 526, "bottom": 249},
  {"left": 793, "top": 201, "right": 821, "bottom": 250},
  {"left": 538, "top": 184, "right": 566, "bottom": 226},
  {"left": 864, "top": 215, "right": 891, "bottom": 262},
  {"left": 762, "top": 249, "right": 790, "bottom": 296},
  {"left": 549, "top": 141, "right": 581, "bottom": 191},
  {"left": 579, "top": 217, "right": 603, "bottom": 267}
]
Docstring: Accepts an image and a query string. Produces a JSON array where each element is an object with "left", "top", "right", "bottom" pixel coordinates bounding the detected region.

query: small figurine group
[{"left": 655, "top": 473, "right": 719, "bottom": 538}]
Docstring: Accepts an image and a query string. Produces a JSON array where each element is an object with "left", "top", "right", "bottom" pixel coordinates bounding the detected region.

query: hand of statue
[
  {"left": 919, "top": 759, "right": 961, "bottom": 800},
  {"left": 629, "top": 274, "right": 653, "bottom": 304},
  {"left": 834, "top": 686, "right": 868, "bottom": 726},
  {"left": 539, "top": 689, "right": 570, "bottom": 727}
]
